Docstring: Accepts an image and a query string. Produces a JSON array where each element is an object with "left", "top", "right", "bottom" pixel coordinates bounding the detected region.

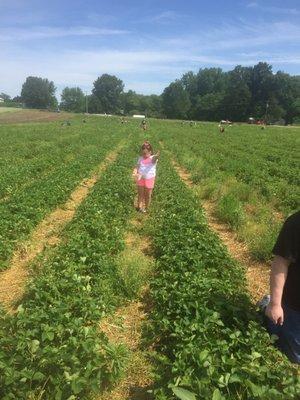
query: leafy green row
[
  {"left": 0, "top": 117, "right": 128, "bottom": 198},
  {"left": 150, "top": 119, "right": 299, "bottom": 261},
  {"left": 147, "top": 155, "right": 300, "bottom": 400},
  {"left": 0, "top": 120, "right": 80, "bottom": 198},
  {"left": 0, "top": 140, "right": 136, "bottom": 399},
  {"left": 0, "top": 119, "right": 125, "bottom": 270},
  {"left": 151, "top": 120, "right": 300, "bottom": 213}
]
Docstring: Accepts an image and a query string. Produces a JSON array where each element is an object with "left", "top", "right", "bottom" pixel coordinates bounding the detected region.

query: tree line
[
  {"left": 3, "top": 62, "right": 300, "bottom": 123},
  {"left": 167, "top": 63, "right": 300, "bottom": 124}
]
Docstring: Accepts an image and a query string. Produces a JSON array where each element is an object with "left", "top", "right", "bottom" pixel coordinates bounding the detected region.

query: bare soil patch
[{"left": 0, "top": 109, "right": 73, "bottom": 124}]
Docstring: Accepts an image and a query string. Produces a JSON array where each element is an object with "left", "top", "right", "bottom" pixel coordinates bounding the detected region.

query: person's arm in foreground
[{"left": 265, "top": 255, "right": 290, "bottom": 325}]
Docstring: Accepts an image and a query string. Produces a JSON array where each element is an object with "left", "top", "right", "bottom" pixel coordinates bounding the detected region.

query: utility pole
[
  {"left": 265, "top": 101, "right": 269, "bottom": 124},
  {"left": 85, "top": 92, "right": 89, "bottom": 114}
]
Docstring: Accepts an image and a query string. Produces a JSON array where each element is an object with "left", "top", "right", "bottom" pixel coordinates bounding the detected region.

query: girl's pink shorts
[{"left": 137, "top": 177, "right": 155, "bottom": 189}]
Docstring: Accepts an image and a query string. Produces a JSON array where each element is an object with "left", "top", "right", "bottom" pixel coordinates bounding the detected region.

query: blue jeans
[{"left": 266, "top": 304, "right": 300, "bottom": 364}]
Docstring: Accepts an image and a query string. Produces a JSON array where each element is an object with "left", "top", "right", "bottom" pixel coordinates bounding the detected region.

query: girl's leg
[
  {"left": 137, "top": 185, "right": 145, "bottom": 209},
  {"left": 144, "top": 188, "right": 153, "bottom": 209}
]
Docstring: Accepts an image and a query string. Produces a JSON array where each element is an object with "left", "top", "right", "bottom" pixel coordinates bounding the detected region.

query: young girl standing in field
[{"left": 133, "top": 141, "right": 159, "bottom": 213}]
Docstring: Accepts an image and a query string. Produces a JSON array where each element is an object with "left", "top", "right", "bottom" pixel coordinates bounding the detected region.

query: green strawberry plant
[
  {"left": 147, "top": 154, "right": 300, "bottom": 399},
  {"left": 0, "top": 117, "right": 126, "bottom": 270},
  {"left": 0, "top": 136, "right": 138, "bottom": 399}
]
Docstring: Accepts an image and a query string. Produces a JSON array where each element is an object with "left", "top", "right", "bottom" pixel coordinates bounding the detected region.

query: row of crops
[
  {"left": 0, "top": 136, "right": 137, "bottom": 399},
  {"left": 0, "top": 117, "right": 299, "bottom": 399},
  {"left": 147, "top": 153, "right": 300, "bottom": 399},
  {"left": 0, "top": 119, "right": 125, "bottom": 270},
  {"left": 152, "top": 121, "right": 299, "bottom": 214},
  {"left": 151, "top": 121, "right": 300, "bottom": 261}
]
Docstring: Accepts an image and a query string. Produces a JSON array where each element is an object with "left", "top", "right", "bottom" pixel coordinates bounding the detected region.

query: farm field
[
  {"left": 0, "top": 107, "right": 23, "bottom": 113},
  {"left": 0, "top": 109, "right": 72, "bottom": 124},
  {"left": 0, "top": 115, "right": 299, "bottom": 399},
  {"left": 0, "top": 116, "right": 125, "bottom": 270},
  {"left": 151, "top": 120, "right": 300, "bottom": 261}
]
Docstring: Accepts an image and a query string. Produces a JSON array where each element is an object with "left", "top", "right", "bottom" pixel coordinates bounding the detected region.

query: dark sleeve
[{"left": 273, "top": 215, "right": 298, "bottom": 263}]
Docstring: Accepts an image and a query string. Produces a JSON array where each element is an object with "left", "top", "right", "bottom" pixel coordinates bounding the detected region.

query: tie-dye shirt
[{"left": 137, "top": 156, "right": 157, "bottom": 179}]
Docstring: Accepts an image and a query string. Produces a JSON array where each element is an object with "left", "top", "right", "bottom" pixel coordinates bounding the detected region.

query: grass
[{"left": 215, "top": 193, "right": 245, "bottom": 229}]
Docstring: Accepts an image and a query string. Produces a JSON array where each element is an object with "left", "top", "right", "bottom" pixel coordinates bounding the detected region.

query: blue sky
[{"left": 1, "top": 0, "right": 300, "bottom": 98}]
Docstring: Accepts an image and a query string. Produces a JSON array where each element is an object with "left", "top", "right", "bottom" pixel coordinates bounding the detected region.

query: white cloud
[
  {"left": 143, "top": 10, "right": 187, "bottom": 24},
  {"left": 247, "top": 2, "right": 258, "bottom": 7},
  {"left": 151, "top": 10, "right": 179, "bottom": 22},
  {"left": 246, "top": 2, "right": 299, "bottom": 15},
  {"left": 0, "top": 26, "right": 128, "bottom": 41},
  {"left": 160, "top": 20, "right": 300, "bottom": 52},
  {"left": 0, "top": 48, "right": 190, "bottom": 96}
]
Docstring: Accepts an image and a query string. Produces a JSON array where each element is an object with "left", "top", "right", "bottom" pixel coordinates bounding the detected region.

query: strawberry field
[
  {"left": 0, "top": 115, "right": 299, "bottom": 399},
  {"left": 151, "top": 120, "right": 300, "bottom": 261},
  {"left": 0, "top": 118, "right": 124, "bottom": 270}
]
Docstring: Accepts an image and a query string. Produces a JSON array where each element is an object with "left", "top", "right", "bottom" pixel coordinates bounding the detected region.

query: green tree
[
  {"left": 0, "top": 93, "right": 11, "bottom": 101},
  {"left": 292, "top": 97, "right": 300, "bottom": 115},
  {"left": 162, "top": 62, "right": 300, "bottom": 123},
  {"left": 180, "top": 71, "right": 198, "bottom": 118},
  {"left": 92, "top": 74, "right": 124, "bottom": 114},
  {"left": 120, "top": 91, "right": 163, "bottom": 117},
  {"left": 291, "top": 98, "right": 300, "bottom": 123},
  {"left": 249, "top": 62, "right": 275, "bottom": 117},
  {"left": 87, "top": 95, "right": 103, "bottom": 114},
  {"left": 120, "top": 90, "right": 141, "bottom": 114},
  {"left": 60, "top": 87, "right": 85, "bottom": 113},
  {"left": 193, "top": 93, "right": 224, "bottom": 121},
  {"left": 266, "top": 97, "right": 285, "bottom": 123},
  {"left": 274, "top": 72, "right": 300, "bottom": 124},
  {"left": 12, "top": 96, "right": 22, "bottom": 103},
  {"left": 196, "top": 68, "right": 227, "bottom": 96},
  {"left": 162, "top": 81, "right": 191, "bottom": 119},
  {"left": 180, "top": 69, "right": 228, "bottom": 120},
  {"left": 21, "top": 76, "right": 56, "bottom": 109},
  {"left": 146, "top": 94, "right": 162, "bottom": 117},
  {"left": 223, "top": 66, "right": 252, "bottom": 121}
]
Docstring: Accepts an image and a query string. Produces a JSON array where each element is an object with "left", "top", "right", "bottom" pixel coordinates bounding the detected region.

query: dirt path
[
  {"left": 0, "top": 144, "right": 124, "bottom": 312},
  {"left": 95, "top": 214, "right": 154, "bottom": 400},
  {"left": 0, "top": 109, "right": 73, "bottom": 124},
  {"left": 166, "top": 152, "right": 270, "bottom": 303}
]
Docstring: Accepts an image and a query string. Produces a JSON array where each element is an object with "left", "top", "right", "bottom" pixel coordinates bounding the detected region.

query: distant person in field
[
  {"left": 141, "top": 119, "right": 148, "bottom": 131},
  {"left": 132, "top": 141, "right": 159, "bottom": 213},
  {"left": 263, "top": 210, "right": 300, "bottom": 363}
]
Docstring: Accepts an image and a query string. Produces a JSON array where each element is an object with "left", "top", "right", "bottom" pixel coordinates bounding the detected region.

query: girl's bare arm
[
  {"left": 152, "top": 151, "right": 160, "bottom": 163},
  {"left": 132, "top": 161, "right": 139, "bottom": 176},
  {"left": 132, "top": 166, "right": 138, "bottom": 175}
]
